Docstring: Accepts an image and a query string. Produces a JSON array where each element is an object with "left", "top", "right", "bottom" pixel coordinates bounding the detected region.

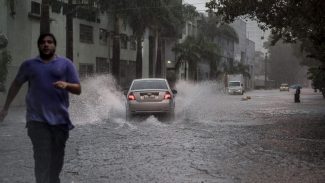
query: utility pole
[{"left": 264, "top": 52, "right": 268, "bottom": 89}]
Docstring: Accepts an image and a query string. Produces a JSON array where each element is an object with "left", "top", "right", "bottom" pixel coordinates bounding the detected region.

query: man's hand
[
  {"left": 0, "top": 109, "right": 8, "bottom": 122},
  {"left": 53, "top": 81, "right": 68, "bottom": 89},
  {"left": 53, "top": 81, "right": 81, "bottom": 95}
]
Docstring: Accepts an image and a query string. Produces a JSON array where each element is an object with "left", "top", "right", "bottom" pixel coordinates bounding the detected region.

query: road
[{"left": 1, "top": 79, "right": 325, "bottom": 183}]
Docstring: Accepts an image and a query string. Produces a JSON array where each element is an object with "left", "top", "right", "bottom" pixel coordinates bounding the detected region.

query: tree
[
  {"left": 127, "top": 0, "right": 170, "bottom": 78},
  {"left": 173, "top": 36, "right": 200, "bottom": 80},
  {"left": 263, "top": 38, "right": 309, "bottom": 86},
  {"left": 127, "top": 1, "right": 148, "bottom": 78},
  {"left": 149, "top": 0, "right": 184, "bottom": 78},
  {"left": 308, "top": 67, "right": 325, "bottom": 98},
  {"left": 206, "top": 0, "right": 325, "bottom": 59},
  {"left": 97, "top": 0, "right": 130, "bottom": 83},
  {"left": 196, "top": 37, "right": 220, "bottom": 79},
  {"left": 127, "top": 1, "right": 195, "bottom": 78},
  {"left": 207, "top": 0, "right": 325, "bottom": 90}
]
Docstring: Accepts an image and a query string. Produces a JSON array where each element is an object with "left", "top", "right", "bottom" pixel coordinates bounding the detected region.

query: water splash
[
  {"left": 69, "top": 77, "right": 228, "bottom": 126},
  {"left": 174, "top": 80, "right": 227, "bottom": 122},
  {"left": 70, "top": 75, "right": 125, "bottom": 125}
]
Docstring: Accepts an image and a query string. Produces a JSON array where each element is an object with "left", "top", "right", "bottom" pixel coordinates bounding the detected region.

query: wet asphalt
[{"left": 0, "top": 87, "right": 324, "bottom": 183}]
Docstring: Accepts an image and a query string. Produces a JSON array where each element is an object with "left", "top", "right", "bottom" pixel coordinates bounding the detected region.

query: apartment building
[{"left": 0, "top": 0, "right": 148, "bottom": 104}]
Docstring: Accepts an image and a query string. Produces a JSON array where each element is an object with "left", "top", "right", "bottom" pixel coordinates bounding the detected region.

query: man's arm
[
  {"left": 53, "top": 81, "right": 81, "bottom": 95},
  {"left": 0, "top": 80, "right": 23, "bottom": 122}
]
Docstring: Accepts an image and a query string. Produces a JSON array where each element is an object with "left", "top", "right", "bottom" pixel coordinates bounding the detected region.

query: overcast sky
[
  {"left": 183, "top": 0, "right": 269, "bottom": 53},
  {"left": 183, "top": 0, "right": 209, "bottom": 13}
]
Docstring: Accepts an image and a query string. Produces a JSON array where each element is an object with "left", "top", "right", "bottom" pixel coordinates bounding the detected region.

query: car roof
[{"left": 132, "top": 78, "right": 167, "bottom": 82}]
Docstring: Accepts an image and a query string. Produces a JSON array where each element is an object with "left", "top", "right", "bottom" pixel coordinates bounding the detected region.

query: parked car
[
  {"left": 124, "top": 78, "right": 177, "bottom": 121},
  {"left": 279, "top": 83, "right": 289, "bottom": 91}
]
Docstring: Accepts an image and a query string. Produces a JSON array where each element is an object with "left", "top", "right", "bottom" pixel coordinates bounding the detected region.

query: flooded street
[{"left": 1, "top": 76, "right": 325, "bottom": 183}]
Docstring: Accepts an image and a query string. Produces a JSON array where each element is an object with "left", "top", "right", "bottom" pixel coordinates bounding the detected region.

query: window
[
  {"left": 79, "top": 63, "right": 94, "bottom": 78},
  {"left": 51, "top": 1, "right": 62, "bottom": 13},
  {"left": 99, "top": 28, "right": 108, "bottom": 45},
  {"left": 80, "top": 24, "right": 93, "bottom": 44},
  {"left": 131, "top": 80, "right": 168, "bottom": 90},
  {"left": 31, "top": 1, "right": 41, "bottom": 15},
  {"left": 129, "top": 36, "right": 136, "bottom": 50},
  {"left": 120, "top": 34, "right": 128, "bottom": 49},
  {"left": 96, "top": 57, "right": 109, "bottom": 74},
  {"left": 74, "top": 0, "right": 97, "bottom": 7}
]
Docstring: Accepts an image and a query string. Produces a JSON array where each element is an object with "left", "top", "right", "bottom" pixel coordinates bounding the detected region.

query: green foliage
[
  {"left": 207, "top": 0, "right": 325, "bottom": 97},
  {"left": 207, "top": 0, "right": 325, "bottom": 62},
  {"left": 182, "top": 4, "right": 200, "bottom": 21},
  {"left": 308, "top": 67, "right": 325, "bottom": 94},
  {"left": 198, "top": 14, "right": 238, "bottom": 43},
  {"left": 172, "top": 36, "right": 221, "bottom": 80},
  {"left": 96, "top": 0, "right": 187, "bottom": 79},
  {"left": 173, "top": 36, "right": 201, "bottom": 69}
]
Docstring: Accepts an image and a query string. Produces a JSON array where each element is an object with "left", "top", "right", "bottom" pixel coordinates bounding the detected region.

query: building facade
[{"left": 230, "top": 19, "right": 256, "bottom": 90}]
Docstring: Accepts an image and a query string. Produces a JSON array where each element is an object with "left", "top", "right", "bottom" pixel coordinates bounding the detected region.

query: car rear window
[{"left": 131, "top": 80, "right": 168, "bottom": 90}]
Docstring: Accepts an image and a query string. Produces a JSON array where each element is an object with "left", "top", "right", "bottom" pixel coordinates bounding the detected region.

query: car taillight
[
  {"left": 164, "top": 91, "right": 172, "bottom": 100},
  {"left": 128, "top": 92, "right": 136, "bottom": 100}
]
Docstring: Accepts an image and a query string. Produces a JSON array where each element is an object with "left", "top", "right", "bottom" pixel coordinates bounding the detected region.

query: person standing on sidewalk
[
  {"left": 0, "top": 33, "right": 81, "bottom": 183},
  {"left": 295, "top": 86, "right": 301, "bottom": 103}
]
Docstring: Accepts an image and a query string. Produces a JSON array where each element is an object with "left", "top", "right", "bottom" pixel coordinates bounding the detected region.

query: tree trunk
[
  {"left": 112, "top": 15, "right": 120, "bottom": 84},
  {"left": 209, "top": 61, "right": 216, "bottom": 79},
  {"left": 40, "top": 0, "right": 50, "bottom": 34},
  {"left": 66, "top": 0, "right": 73, "bottom": 61},
  {"left": 155, "top": 32, "right": 162, "bottom": 78},
  {"left": 136, "top": 36, "right": 142, "bottom": 78},
  {"left": 189, "top": 62, "right": 197, "bottom": 81}
]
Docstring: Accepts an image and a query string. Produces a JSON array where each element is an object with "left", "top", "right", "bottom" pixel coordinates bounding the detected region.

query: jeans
[{"left": 27, "top": 121, "right": 69, "bottom": 183}]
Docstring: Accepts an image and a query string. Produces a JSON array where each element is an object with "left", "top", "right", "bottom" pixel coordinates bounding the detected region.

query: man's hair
[{"left": 37, "top": 33, "right": 57, "bottom": 46}]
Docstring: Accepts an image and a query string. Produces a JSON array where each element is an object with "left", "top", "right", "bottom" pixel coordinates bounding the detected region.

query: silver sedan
[{"left": 125, "top": 78, "right": 177, "bottom": 121}]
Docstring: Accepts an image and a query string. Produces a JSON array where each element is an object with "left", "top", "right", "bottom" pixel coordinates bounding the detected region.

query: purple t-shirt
[{"left": 15, "top": 56, "right": 80, "bottom": 130}]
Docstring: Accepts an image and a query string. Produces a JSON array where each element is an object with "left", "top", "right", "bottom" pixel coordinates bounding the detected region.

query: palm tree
[
  {"left": 148, "top": 0, "right": 185, "bottom": 78},
  {"left": 173, "top": 36, "right": 201, "bottom": 80},
  {"left": 97, "top": 0, "right": 129, "bottom": 83},
  {"left": 128, "top": 0, "right": 153, "bottom": 78},
  {"left": 128, "top": 1, "right": 188, "bottom": 78},
  {"left": 196, "top": 37, "right": 220, "bottom": 79}
]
